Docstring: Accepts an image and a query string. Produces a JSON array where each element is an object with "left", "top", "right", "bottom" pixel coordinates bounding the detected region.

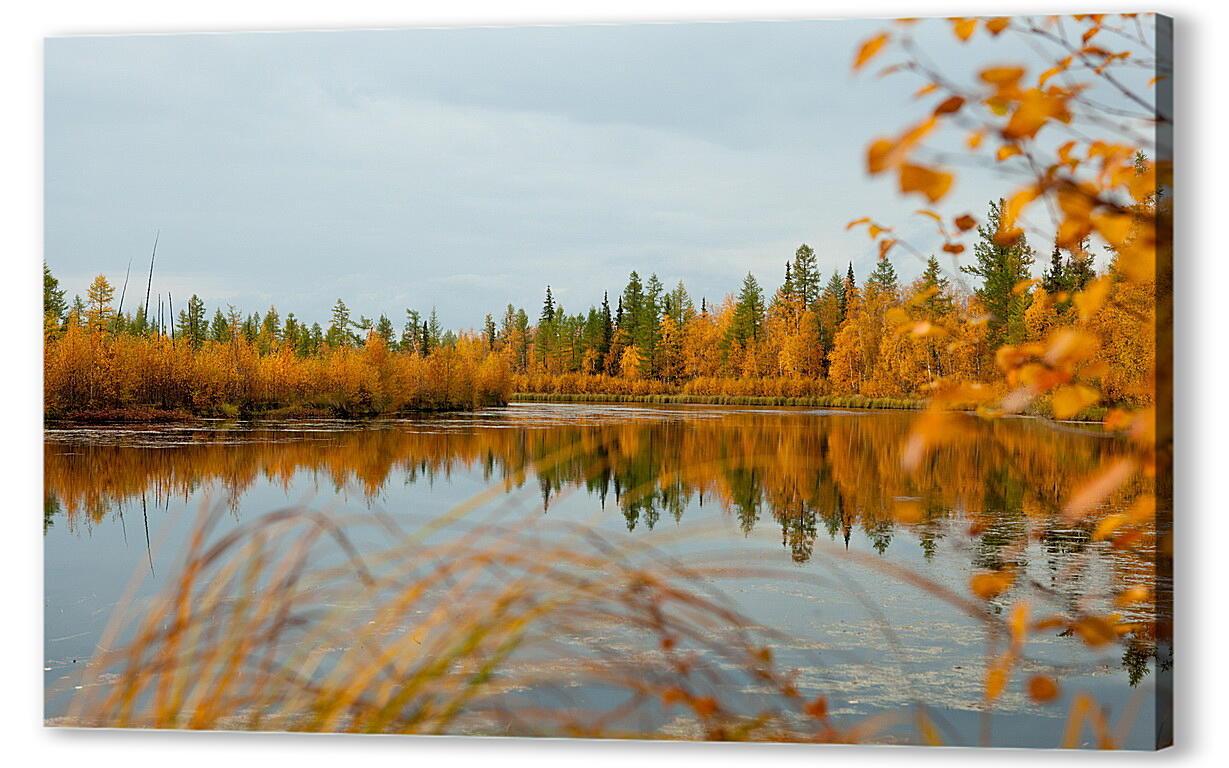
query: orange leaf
[
  {"left": 1003, "top": 88, "right": 1072, "bottom": 140},
  {"left": 985, "top": 660, "right": 1010, "bottom": 701},
  {"left": 854, "top": 33, "right": 890, "bottom": 71},
  {"left": 1114, "top": 585, "right": 1150, "bottom": 607},
  {"left": 1092, "top": 210, "right": 1135, "bottom": 247},
  {"left": 804, "top": 696, "right": 828, "bottom": 719},
  {"left": 934, "top": 95, "right": 965, "bottom": 115},
  {"left": 898, "top": 164, "right": 953, "bottom": 203},
  {"left": 997, "top": 145, "right": 1022, "bottom": 162},
  {"left": 970, "top": 571, "right": 1013, "bottom": 600},
  {"left": 1073, "top": 275, "right": 1112, "bottom": 323},
  {"left": 690, "top": 696, "right": 718, "bottom": 717},
  {"left": 951, "top": 18, "right": 977, "bottom": 42},
  {"left": 979, "top": 66, "right": 1026, "bottom": 89},
  {"left": 1028, "top": 675, "right": 1060, "bottom": 703},
  {"left": 846, "top": 217, "right": 871, "bottom": 230},
  {"left": 1064, "top": 458, "right": 1136, "bottom": 521},
  {"left": 1038, "top": 66, "right": 1064, "bottom": 87},
  {"left": 985, "top": 17, "right": 1010, "bottom": 36},
  {"left": 954, "top": 214, "right": 977, "bottom": 231},
  {"left": 879, "top": 239, "right": 897, "bottom": 259},
  {"left": 914, "top": 82, "right": 940, "bottom": 98},
  {"left": 867, "top": 138, "right": 894, "bottom": 174},
  {"left": 1051, "top": 384, "right": 1100, "bottom": 419},
  {"left": 942, "top": 242, "right": 965, "bottom": 254},
  {"left": 1071, "top": 616, "right": 1117, "bottom": 648}
]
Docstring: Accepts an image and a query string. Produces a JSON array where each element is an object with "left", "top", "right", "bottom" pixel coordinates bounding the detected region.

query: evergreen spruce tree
[
  {"left": 961, "top": 199, "right": 1036, "bottom": 348},
  {"left": 374, "top": 314, "right": 396, "bottom": 347},
  {"left": 283, "top": 313, "right": 302, "bottom": 352},
  {"left": 791, "top": 244, "right": 820, "bottom": 307},
  {"left": 427, "top": 308, "right": 442, "bottom": 346},
  {"left": 729, "top": 272, "right": 766, "bottom": 346},
  {"left": 1067, "top": 248, "right": 1096, "bottom": 291},
  {"left": 865, "top": 257, "right": 900, "bottom": 298},
  {"left": 43, "top": 262, "right": 67, "bottom": 324},
  {"left": 483, "top": 313, "right": 497, "bottom": 350},
  {"left": 210, "top": 308, "right": 231, "bottom": 342},
  {"left": 327, "top": 299, "right": 354, "bottom": 348},
  {"left": 1042, "top": 244, "right": 1069, "bottom": 294},
  {"left": 402, "top": 309, "right": 422, "bottom": 353},
  {"left": 598, "top": 292, "right": 613, "bottom": 364},
  {"left": 919, "top": 256, "right": 954, "bottom": 317},
  {"left": 179, "top": 294, "right": 208, "bottom": 348}
]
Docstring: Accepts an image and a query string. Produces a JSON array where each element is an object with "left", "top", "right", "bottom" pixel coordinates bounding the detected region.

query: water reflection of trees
[{"left": 46, "top": 412, "right": 1150, "bottom": 571}]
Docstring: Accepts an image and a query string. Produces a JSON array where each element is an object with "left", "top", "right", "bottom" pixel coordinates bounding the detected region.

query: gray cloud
[{"left": 45, "top": 19, "right": 1120, "bottom": 330}]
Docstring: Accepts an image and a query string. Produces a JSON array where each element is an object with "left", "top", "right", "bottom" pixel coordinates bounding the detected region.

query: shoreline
[
  {"left": 44, "top": 394, "right": 1111, "bottom": 424},
  {"left": 509, "top": 391, "right": 924, "bottom": 410}
]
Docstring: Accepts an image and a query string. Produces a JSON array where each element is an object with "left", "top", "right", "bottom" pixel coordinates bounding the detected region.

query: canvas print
[{"left": 43, "top": 14, "right": 1172, "bottom": 749}]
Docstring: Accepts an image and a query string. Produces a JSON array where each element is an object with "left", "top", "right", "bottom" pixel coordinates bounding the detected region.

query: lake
[{"left": 44, "top": 402, "right": 1166, "bottom": 747}]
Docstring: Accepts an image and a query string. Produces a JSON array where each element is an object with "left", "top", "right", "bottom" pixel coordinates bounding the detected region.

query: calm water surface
[{"left": 44, "top": 403, "right": 1165, "bottom": 747}]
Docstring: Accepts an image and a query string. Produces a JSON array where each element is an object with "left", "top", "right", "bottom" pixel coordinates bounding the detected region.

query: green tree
[
  {"left": 865, "top": 257, "right": 900, "bottom": 299},
  {"left": 918, "top": 256, "right": 954, "bottom": 317},
  {"left": 210, "top": 308, "right": 232, "bottom": 342},
  {"left": 961, "top": 199, "right": 1036, "bottom": 348},
  {"left": 374, "top": 314, "right": 396, "bottom": 348},
  {"left": 729, "top": 272, "right": 766, "bottom": 346},
  {"left": 179, "top": 294, "right": 208, "bottom": 349},
  {"left": 283, "top": 312, "right": 302, "bottom": 352},
  {"left": 1041, "top": 244, "right": 1069, "bottom": 295},
  {"left": 326, "top": 299, "right": 355, "bottom": 348},
  {"left": 44, "top": 263, "right": 67, "bottom": 325},
  {"left": 402, "top": 309, "right": 422, "bottom": 354},
  {"left": 792, "top": 244, "right": 820, "bottom": 308},
  {"left": 427, "top": 308, "right": 443, "bottom": 347},
  {"left": 483, "top": 313, "right": 497, "bottom": 350},
  {"left": 842, "top": 264, "right": 857, "bottom": 319}
]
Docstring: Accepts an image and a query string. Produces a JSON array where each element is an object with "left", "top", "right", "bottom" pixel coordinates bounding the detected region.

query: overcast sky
[{"left": 46, "top": 18, "right": 1104, "bottom": 330}]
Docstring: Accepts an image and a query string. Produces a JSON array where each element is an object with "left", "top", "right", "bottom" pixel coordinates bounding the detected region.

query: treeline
[
  {"left": 43, "top": 273, "right": 512, "bottom": 419},
  {"left": 491, "top": 200, "right": 1154, "bottom": 408},
  {"left": 43, "top": 199, "right": 1155, "bottom": 418}
]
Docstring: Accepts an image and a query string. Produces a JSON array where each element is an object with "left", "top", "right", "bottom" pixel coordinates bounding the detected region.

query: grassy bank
[
  {"left": 510, "top": 392, "right": 1111, "bottom": 423},
  {"left": 511, "top": 391, "right": 924, "bottom": 410}
]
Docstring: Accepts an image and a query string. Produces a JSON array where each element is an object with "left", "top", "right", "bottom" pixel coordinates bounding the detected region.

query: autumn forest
[{"left": 43, "top": 196, "right": 1154, "bottom": 421}]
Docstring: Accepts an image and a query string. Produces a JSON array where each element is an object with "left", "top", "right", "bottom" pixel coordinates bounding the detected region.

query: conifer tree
[
  {"left": 961, "top": 199, "right": 1036, "bottom": 348},
  {"left": 598, "top": 292, "right": 613, "bottom": 368},
  {"left": 374, "top": 314, "right": 396, "bottom": 348},
  {"left": 1067, "top": 249, "right": 1096, "bottom": 292},
  {"left": 918, "top": 256, "right": 954, "bottom": 317},
  {"left": 44, "top": 263, "right": 67, "bottom": 325},
  {"left": 865, "top": 257, "right": 900, "bottom": 299},
  {"left": 842, "top": 264, "right": 857, "bottom": 317},
  {"left": 179, "top": 295, "right": 208, "bottom": 349},
  {"left": 427, "top": 308, "right": 442, "bottom": 347},
  {"left": 210, "top": 308, "right": 231, "bottom": 342},
  {"left": 1042, "top": 244, "right": 1068, "bottom": 295},
  {"left": 85, "top": 275, "right": 116, "bottom": 332},
  {"left": 327, "top": 299, "right": 354, "bottom": 348},
  {"left": 483, "top": 314, "right": 497, "bottom": 350},
  {"left": 283, "top": 313, "right": 302, "bottom": 352},
  {"left": 729, "top": 272, "right": 765, "bottom": 346},
  {"left": 402, "top": 309, "right": 422, "bottom": 354},
  {"left": 791, "top": 244, "right": 820, "bottom": 308}
]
